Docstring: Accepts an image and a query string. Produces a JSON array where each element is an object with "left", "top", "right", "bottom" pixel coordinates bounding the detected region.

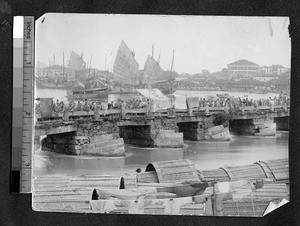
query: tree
[{"left": 201, "top": 69, "right": 210, "bottom": 75}]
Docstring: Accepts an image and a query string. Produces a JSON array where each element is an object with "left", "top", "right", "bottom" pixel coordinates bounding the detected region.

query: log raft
[{"left": 33, "top": 158, "right": 289, "bottom": 215}]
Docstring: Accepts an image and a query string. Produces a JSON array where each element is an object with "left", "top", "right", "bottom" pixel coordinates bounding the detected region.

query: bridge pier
[
  {"left": 118, "top": 118, "right": 184, "bottom": 148},
  {"left": 39, "top": 120, "right": 126, "bottom": 157},
  {"left": 41, "top": 131, "right": 81, "bottom": 155},
  {"left": 274, "top": 116, "right": 289, "bottom": 131},
  {"left": 34, "top": 136, "right": 41, "bottom": 151},
  {"left": 177, "top": 116, "right": 230, "bottom": 141},
  {"left": 35, "top": 105, "right": 289, "bottom": 154},
  {"left": 229, "top": 118, "right": 276, "bottom": 136}
]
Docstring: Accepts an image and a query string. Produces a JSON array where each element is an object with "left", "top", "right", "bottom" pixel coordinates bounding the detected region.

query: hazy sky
[{"left": 35, "top": 13, "right": 291, "bottom": 74}]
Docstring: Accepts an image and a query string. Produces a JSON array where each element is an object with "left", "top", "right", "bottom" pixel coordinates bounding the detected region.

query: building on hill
[
  {"left": 227, "top": 59, "right": 260, "bottom": 77},
  {"left": 259, "top": 66, "right": 273, "bottom": 74},
  {"left": 226, "top": 78, "right": 265, "bottom": 90},
  {"left": 253, "top": 74, "right": 281, "bottom": 82},
  {"left": 259, "top": 65, "right": 289, "bottom": 75}
]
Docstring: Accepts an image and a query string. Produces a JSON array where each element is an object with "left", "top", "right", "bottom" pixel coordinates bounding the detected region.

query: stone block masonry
[
  {"left": 230, "top": 118, "right": 276, "bottom": 136},
  {"left": 178, "top": 116, "right": 230, "bottom": 141},
  {"left": 41, "top": 120, "right": 125, "bottom": 157},
  {"left": 273, "top": 116, "right": 289, "bottom": 131},
  {"left": 80, "top": 137, "right": 125, "bottom": 156},
  {"left": 118, "top": 117, "right": 184, "bottom": 148}
]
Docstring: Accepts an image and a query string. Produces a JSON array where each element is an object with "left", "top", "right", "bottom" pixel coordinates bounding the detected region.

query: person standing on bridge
[
  {"left": 86, "top": 100, "right": 91, "bottom": 115},
  {"left": 76, "top": 101, "right": 82, "bottom": 112},
  {"left": 270, "top": 98, "right": 275, "bottom": 112},
  {"left": 121, "top": 100, "right": 126, "bottom": 119},
  {"left": 102, "top": 100, "right": 108, "bottom": 117},
  {"left": 59, "top": 101, "right": 65, "bottom": 113},
  {"left": 93, "top": 102, "right": 101, "bottom": 120},
  {"left": 205, "top": 102, "right": 210, "bottom": 116},
  {"left": 224, "top": 100, "right": 229, "bottom": 114},
  {"left": 216, "top": 98, "right": 221, "bottom": 108},
  {"left": 253, "top": 99, "right": 258, "bottom": 112},
  {"left": 82, "top": 100, "right": 88, "bottom": 112},
  {"left": 53, "top": 99, "right": 60, "bottom": 113},
  {"left": 107, "top": 101, "right": 112, "bottom": 110},
  {"left": 63, "top": 103, "right": 69, "bottom": 121},
  {"left": 69, "top": 101, "right": 76, "bottom": 115}
]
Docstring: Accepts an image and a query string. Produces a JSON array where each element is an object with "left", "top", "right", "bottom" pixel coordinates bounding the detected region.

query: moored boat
[{"left": 66, "top": 87, "right": 110, "bottom": 101}]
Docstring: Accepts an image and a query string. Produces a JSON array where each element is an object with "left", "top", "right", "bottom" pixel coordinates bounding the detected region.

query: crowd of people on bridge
[
  {"left": 35, "top": 98, "right": 154, "bottom": 115},
  {"left": 35, "top": 92, "right": 289, "bottom": 117},
  {"left": 197, "top": 92, "right": 289, "bottom": 109}
]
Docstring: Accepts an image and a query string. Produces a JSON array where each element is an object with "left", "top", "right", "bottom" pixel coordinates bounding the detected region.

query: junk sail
[
  {"left": 113, "top": 41, "right": 139, "bottom": 85},
  {"left": 68, "top": 51, "right": 86, "bottom": 70},
  {"left": 68, "top": 51, "right": 87, "bottom": 82},
  {"left": 142, "top": 55, "right": 165, "bottom": 85},
  {"left": 142, "top": 51, "right": 176, "bottom": 94}
]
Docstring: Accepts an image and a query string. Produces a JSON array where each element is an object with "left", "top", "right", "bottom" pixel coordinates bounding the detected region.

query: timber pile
[
  {"left": 136, "top": 171, "right": 159, "bottom": 183},
  {"left": 32, "top": 158, "right": 289, "bottom": 215},
  {"left": 32, "top": 174, "right": 120, "bottom": 212},
  {"left": 144, "top": 159, "right": 200, "bottom": 184},
  {"left": 222, "top": 198, "right": 271, "bottom": 217},
  {"left": 198, "top": 158, "right": 289, "bottom": 183}
]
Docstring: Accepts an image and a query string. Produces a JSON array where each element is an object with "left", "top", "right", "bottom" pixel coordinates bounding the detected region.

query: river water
[
  {"left": 34, "top": 88, "right": 288, "bottom": 177},
  {"left": 33, "top": 133, "right": 288, "bottom": 177}
]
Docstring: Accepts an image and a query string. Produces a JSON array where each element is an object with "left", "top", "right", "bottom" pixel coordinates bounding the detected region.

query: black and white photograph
[{"left": 32, "top": 13, "right": 290, "bottom": 216}]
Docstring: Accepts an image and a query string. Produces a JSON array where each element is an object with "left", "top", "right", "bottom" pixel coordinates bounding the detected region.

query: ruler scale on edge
[{"left": 12, "top": 16, "right": 34, "bottom": 193}]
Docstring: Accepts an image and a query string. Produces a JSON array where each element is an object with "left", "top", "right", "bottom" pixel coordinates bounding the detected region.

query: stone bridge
[{"left": 34, "top": 105, "right": 289, "bottom": 156}]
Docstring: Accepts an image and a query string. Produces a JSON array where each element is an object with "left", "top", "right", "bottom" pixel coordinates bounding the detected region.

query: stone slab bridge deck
[{"left": 34, "top": 105, "right": 289, "bottom": 154}]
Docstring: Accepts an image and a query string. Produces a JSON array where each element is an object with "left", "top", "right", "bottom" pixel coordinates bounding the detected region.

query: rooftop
[
  {"left": 228, "top": 59, "right": 259, "bottom": 67},
  {"left": 261, "top": 64, "right": 288, "bottom": 69}
]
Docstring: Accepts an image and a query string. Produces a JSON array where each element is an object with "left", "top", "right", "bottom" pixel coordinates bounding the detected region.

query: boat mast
[
  {"left": 170, "top": 49, "right": 175, "bottom": 93},
  {"left": 152, "top": 44, "right": 154, "bottom": 58},
  {"left": 62, "top": 50, "right": 65, "bottom": 81},
  {"left": 88, "top": 55, "right": 92, "bottom": 78},
  {"left": 170, "top": 49, "right": 175, "bottom": 72},
  {"left": 158, "top": 53, "right": 161, "bottom": 65}
]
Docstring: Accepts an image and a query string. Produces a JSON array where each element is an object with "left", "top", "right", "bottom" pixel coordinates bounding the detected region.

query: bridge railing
[{"left": 35, "top": 104, "right": 289, "bottom": 121}]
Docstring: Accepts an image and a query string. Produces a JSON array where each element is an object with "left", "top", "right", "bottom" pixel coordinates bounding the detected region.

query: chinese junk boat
[
  {"left": 113, "top": 40, "right": 140, "bottom": 87},
  {"left": 66, "top": 41, "right": 139, "bottom": 101},
  {"left": 66, "top": 79, "right": 110, "bottom": 101},
  {"left": 66, "top": 87, "right": 110, "bottom": 101},
  {"left": 144, "top": 49, "right": 176, "bottom": 94}
]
